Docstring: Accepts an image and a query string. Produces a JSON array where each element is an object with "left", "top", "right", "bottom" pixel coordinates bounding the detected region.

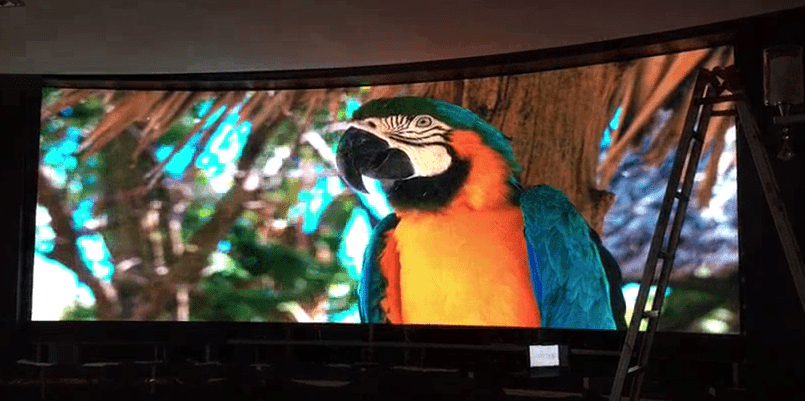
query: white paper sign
[{"left": 529, "top": 345, "right": 560, "bottom": 367}]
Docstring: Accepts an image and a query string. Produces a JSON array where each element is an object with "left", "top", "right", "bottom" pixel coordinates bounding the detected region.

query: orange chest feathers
[{"left": 389, "top": 207, "right": 540, "bottom": 327}]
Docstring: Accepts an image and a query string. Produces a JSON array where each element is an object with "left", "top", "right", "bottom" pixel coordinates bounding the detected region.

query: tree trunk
[
  {"left": 101, "top": 128, "right": 170, "bottom": 319},
  {"left": 403, "top": 65, "right": 626, "bottom": 232}
]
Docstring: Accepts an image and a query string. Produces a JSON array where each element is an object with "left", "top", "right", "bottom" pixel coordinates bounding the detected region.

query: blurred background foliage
[
  {"left": 35, "top": 46, "right": 739, "bottom": 333},
  {"left": 37, "top": 87, "right": 378, "bottom": 323}
]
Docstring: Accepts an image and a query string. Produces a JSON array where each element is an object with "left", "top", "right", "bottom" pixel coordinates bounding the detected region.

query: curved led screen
[{"left": 34, "top": 46, "right": 738, "bottom": 333}]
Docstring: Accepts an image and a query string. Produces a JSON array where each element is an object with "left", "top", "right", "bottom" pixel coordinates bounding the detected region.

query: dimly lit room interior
[{"left": 2, "top": 1, "right": 805, "bottom": 400}]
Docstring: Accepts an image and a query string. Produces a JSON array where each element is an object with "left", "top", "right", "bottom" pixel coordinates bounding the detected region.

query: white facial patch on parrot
[{"left": 348, "top": 114, "right": 454, "bottom": 178}]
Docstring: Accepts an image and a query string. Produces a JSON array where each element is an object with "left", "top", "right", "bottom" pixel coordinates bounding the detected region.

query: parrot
[{"left": 335, "top": 96, "right": 626, "bottom": 330}]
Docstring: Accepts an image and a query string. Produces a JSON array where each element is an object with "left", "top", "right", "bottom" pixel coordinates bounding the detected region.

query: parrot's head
[{"left": 336, "top": 96, "right": 521, "bottom": 211}]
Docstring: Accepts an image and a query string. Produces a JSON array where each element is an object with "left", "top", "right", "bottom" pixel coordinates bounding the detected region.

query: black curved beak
[{"left": 336, "top": 127, "right": 415, "bottom": 193}]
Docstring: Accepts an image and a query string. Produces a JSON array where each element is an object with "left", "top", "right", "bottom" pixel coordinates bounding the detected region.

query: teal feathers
[
  {"left": 521, "top": 184, "right": 617, "bottom": 329},
  {"left": 358, "top": 213, "right": 398, "bottom": 323}
]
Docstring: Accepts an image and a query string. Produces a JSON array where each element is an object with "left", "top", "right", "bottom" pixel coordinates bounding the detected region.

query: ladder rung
[
  {"left": 693, "top": 94, "right": 743, "bottom": 105},
  {"left": 643, "top": 310, "right": 660, "bottom": 319},
  {"left": 627, "top": 365, "right": 645, "bottom": 375},
  {"left": 658, "top": 250, "right": 670, "bottom": 260},
  {"left": 711, "top": 109, "right": 737, "bottom": 116},
  {"left": 674, "top": 190, "right": 689, "bottom": 201}
]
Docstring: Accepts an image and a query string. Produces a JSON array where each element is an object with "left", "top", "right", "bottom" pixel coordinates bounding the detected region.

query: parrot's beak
[{"left": 336, "top": 127, "right": 415, "bottom": 193}]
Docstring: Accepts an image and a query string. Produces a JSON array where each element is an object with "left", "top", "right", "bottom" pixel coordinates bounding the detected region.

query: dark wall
[
  {"left": 735, "top": 10, "right": 805, "bottom": 399},
  {"left": 0, "top": 76, "right": 39, "bottom": 368}
]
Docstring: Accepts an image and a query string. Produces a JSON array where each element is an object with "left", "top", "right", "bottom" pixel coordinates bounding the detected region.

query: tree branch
[
  {"left": 171, "top": 112, "right": 293, "bottom": 284},
  {"left": 38, "top": 167, "right": 122, "bottom": 319},
  {"left": 129, "top": 91, "right": 299, "bottom": 319}
]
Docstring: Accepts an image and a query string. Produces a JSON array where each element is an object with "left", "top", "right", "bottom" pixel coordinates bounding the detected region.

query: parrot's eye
[
  {"left": 414, "top": 116, "right": 433, "bottom": 128},
  {"left": 366, "top": 120, "right": 377, "bottom": 129}
]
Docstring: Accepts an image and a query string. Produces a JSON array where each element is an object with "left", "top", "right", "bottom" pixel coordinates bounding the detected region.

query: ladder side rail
[
  {"left": 629, "top": 87, "right": 716, "bottom": 401},
  {"left": 609, "top": 68, "right": 713, "bottom": 400}
]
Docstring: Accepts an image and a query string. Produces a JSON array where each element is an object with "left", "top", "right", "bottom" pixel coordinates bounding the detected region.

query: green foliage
[
  {"left": 229, "top": 225, "right": 308, "bottom": 283},
  {"left": 180, "top": 170, "right": 220, "bottom": 240},
  {"left": 191, "top": 224, "right": 348, "bottom": 322},
  {"left": 63, "top": 98, "right": 107, "bottom": 128},
  {"left": 266, "top": 119, "right": 297, "bottom": 149},
  {"left": 182, "top": 202, "right": 214, "bottom": 240},
  {"left": 61, "top": 300, "right": 97, "bottom": 321},
  {"left": 657, "top": 275, "right": 739, "bottom": 332},
  {"left": 194, "top": 274, "right": 294, "bottom": 321},
  {"left": 319, "top": 194, "right": 359, "bottom": 235},
  {"left": 42, "top": 87, "right": 60, "bottom": 100},
  {"left": 157, "top": 117, "right": 195, "bottom": 146}
]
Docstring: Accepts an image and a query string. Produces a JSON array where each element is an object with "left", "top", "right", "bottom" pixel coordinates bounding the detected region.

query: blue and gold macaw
[{"left": 336, "top": 96, "right": 626, "bottom": 329}]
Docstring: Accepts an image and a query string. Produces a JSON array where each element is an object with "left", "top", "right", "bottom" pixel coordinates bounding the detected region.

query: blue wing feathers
[
  {"left": 521, "top": 184, "right": 618, "bottom": 330},
  {"left": 358, "top": 213, "right": 400, "bottom": 323},
  {"left": 526, "top": 240, "right": 543, "bottom": 303}
]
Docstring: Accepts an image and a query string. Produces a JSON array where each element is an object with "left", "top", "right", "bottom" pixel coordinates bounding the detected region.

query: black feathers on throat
[{"left": 386, "top": 157, "right": 471, "bottom": 211}]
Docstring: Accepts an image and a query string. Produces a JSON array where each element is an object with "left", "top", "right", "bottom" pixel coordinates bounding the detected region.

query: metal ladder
[{"left": 609, "top": 65, "right": 805, "bottom": 400}]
